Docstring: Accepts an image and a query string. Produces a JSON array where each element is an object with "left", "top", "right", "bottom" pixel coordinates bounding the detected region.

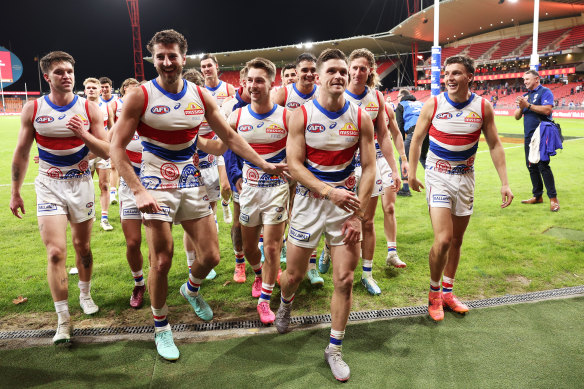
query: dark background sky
[{"left": 0, "top": 0, "right": 417, "bottom": 93}]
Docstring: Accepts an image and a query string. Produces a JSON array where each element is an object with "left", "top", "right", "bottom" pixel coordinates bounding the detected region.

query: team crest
[
  {"left": 339, "top": 122, "right": 359, "bottom": 136},
  {"left": 464, "top": 111, "right": 482, "bottom": 123},
  {"left": 184, "top": 102, "right": 204, "bottom": 116}
]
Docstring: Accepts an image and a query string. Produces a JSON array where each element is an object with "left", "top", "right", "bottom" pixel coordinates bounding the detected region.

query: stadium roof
[
  {"left": 147, "top": 0, "right": 584, "bottom": 70},
  {"left": 180, "top": 34, "right": 417, "bottom": 70},
  {"left": 393, "top": 0, "right": 584, "bottom": 45}
]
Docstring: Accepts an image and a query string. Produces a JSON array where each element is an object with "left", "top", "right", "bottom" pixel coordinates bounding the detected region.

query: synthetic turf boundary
[{"left": 1, "top": 285, "right": 582, "bottom": 343}]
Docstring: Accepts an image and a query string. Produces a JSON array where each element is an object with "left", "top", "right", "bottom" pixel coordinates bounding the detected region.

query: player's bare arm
[
  {"left": 201, "top": 88, "right": 288, "bottom": 177},
  {"left": 382, "top": 93, "right": 409, "bottom": 177},
  {"left": 66, "top": 101, "right": 110, "bottom": 159},
  {"left": 286, "top": 108, "right": 360, "bottom": 214},
  {"left": 10, "top": 101, "right": 36, "bottom": 218},
  {"left": 482, "top": 100, "right": 514, "bottom": 208},
  {"left": 374, "top": 94, "right": 401, "bottom": 190},
  {"left": 110, "top": 86, "right": 161, "bottom": 213},
  {"left": 408, "top": 97, "right": 435, "bottom": 192},
  {"left": 197, "top": 137, "right": 227, "bottom": 156}
]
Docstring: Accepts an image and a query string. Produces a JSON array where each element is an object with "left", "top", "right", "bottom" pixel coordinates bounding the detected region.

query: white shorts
[
  {"left": 94, "top": 157, "right": 111, "bottom": 170},
  {"left": 119, "top": 179, "right": 141, "bottom": 220},
  {"left": 288, "top": 184, "right": 353, "bottom": 249},
  {"left": 200, "top": 166, "right": 221, "bottom": 202},
  {"left": 35, "top": 175, "right": 95, "bottom": 223},
  {"left": 143, "top": 186, "right": 213, "bottom": 223},
  {"left": 354, "top": 157, "right": 393, "bottom": 198},
  {"left": 239, "top": 183, "right": 289, "bottom": 227},
  {"left": 232, "top": 191, "right": 240, "bottom": 204},
  {"left": 425, "top": 167, "right": 475, "bottom": 216},
  {"left": 217, "top": 156, "right": 225, "bottom": 167}
]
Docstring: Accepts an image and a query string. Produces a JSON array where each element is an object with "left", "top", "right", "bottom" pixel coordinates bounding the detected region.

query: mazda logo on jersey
[
  {"left": 151, "top": 105, "right": 171, "bottom": 114},
  {"left": 36, "top": 116, "right": 54, "bottom": 124},
  {"left": 307, "top": 124, "right": 325, "bottom": 133},
  {"left": 436, "top": 112, "right": 452, "bottom": 120}
]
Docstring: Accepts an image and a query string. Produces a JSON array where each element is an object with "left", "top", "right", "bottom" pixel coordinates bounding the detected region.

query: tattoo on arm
[
  {"left": 80, "top": 250, "right": 93, "bottom": 269},
  {"left": 12, "top": 164, "right": 20, "bottom": 182}
]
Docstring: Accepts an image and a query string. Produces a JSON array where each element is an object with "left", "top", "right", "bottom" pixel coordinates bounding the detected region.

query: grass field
[
  {"left": 1, "top": 297, "right": 583, "bottom": 388},
  {"left": 0, "top": 115, "right": 583, "bottom": 329}
]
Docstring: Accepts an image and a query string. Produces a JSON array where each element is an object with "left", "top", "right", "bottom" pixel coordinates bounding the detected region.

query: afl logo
[
  {"left": 47, "top": 167, "right": 63, "bottom": 179},
  {"left": 239, "top": 124, "right": 253, "bottom": 132},
  {"left": 345, "top": 175, "right": 356, "bottom": 189},
  {"left": 160, "top": 163, "right": 179, "bottom": 181},
  {"left": 307, "top": 124, "right": 325, "bottom": 133},
  {"left": 86, "top": 202, "right": 94, "bottom": 208},
  {"left": 436, "top": 112, "right": 452, "bottom": 120},
  {"left": 78, "top": 160, "right": 89, "bottom": 172},
  {"left": 36, "top": 116, "right": 54, "bottom": 124},
  {"left": 247, "top": 168, "right": 259, "bottom": 181},
  {"left": 287, "top": 102, "right": 300, "bottom": 109},
  {"left": 151, "top": 105, "right": 171, "bottom": 115}
]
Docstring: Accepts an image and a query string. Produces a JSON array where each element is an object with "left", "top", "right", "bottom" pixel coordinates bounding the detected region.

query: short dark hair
[
  {"left": 524, "top": 69, "right": 540, "bottom": 78},
  {"left": 147, "top": 29, "right": 188, "bottom": 55},
  {"left": 246, "top": 57, "right": 277, "bottom": 83},
  {"left": 444, "top": 55, "right": 475, "bottom": 75},
  {"left": 40, "top": 51, "right": 75, "bottom": 74},
  {"left": 99, "top": 77, "right": 113, "bottom": 87},
  {"left": 183, "top": 68, "right": 204, "bottom": 86},
  {"left": 316, "top": 49, "right": 347, "bottom": 71},
  {"left": 282, "top": 63, "right": 296, "bottom": 72},
  {"left": 201, "top": 54, "right": 218, "bottom": 65},
  {"left": 295, "top": 53, "right": 316, "bottom": 67},
  {"left": 398, "top": 89, "right": 410, "bottom": 97}
]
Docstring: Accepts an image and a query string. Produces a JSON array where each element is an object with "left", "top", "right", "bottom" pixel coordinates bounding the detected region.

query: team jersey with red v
[
  {"left": 33, "top": 95, "right": 92, "bottom": 179},
  {"left": 345, "top": 87, "right": 383, "bottom": 163},
  {"left": 113, "top": 98, "right": 124, "bottom": 121},
  {"left": 137, "top": 79, "right": 206, "bottom": 189},
  {"left": 427, "top": 92, "right": 485, "bottom": 171},
  {"left": 284, "top": 83, "right": 318, "bottom": 110},
  {"left": 99, "top": 95, "right": 116, "bottom": 129},
  {"left": 236, "top": 104, "right": 288, "bottom": 187},
  {"left": 205, "top": 80, "right": 233, "bottom": 107},
  {"left": 302, "top": 99, "right": 362, "bottom": 191}
]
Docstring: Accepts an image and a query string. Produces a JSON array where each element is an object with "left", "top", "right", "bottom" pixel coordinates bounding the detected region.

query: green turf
[
  {"left": 1, "top": 297, "right": 583, "bottom": 388},
  {"left": 0, "top": 115, "right": 583, "bottom": 321}
]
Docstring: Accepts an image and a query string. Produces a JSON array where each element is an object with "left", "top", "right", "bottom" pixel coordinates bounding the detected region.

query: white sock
[
  {"left": 258, "top": 283, "right": 274, "bottom": 304},
  {"left": 54, "top": 300, "right": 70, "bottom": 324},
  {"left": 151, "top": 305, "right": 171, "bottom": 333},
  {"left": 362, "top": 259, "right": 373, "bottom": 278},
  {"left": 78, "top": 280, "right": 91, "bottom": 298},
  {"left": 186, "top": 250, "right": 196, "bottom": 271},
  {"left": 329, "top": 329, "right": 345, "bottom": 351},
  {"left": 131, "top": 269, "right": 145, "bottom": 286}
]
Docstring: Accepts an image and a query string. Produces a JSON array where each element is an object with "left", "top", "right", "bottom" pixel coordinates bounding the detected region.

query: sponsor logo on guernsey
[
  {"left": 307, "top": 123, "right": 325, "bottom": 133},
  {"left": 240, "top": 213, "right": 250, "bottom": 223},
  {"left": 339, "top": 122, "right": 359, "bottom": 136},
  {"left": 287, "top": 102, "right": 300, "bottom": 109},
  {"left": 58, "top": 114, "right": 66, "bottom": 120},
  {"left": 464, "top": 111, "right": 482, "bottom": 123},
  {"left": 151, "top": 105, "right": 171, "bottom": 115},
  {"left": 289, "top": 227, "right": 310, "bottom": 242},
  {"left": 330, "top": 122, "right": 337, "bottom": 129},
  {"left": 239, "top": 124, "right": 253, "bottom": 132},
  {"left": 38, "top": 203, "right": 57, "bottom": 212},
  {"left": 75, "top": 114, "right": 90, "bottom": 126},
  {"left": 456, "top": 111, "right": 464, "bottom": 117},
  {"left": 36, "top": 115, "right": 54, "bottom": 124},
  {"left": 160, "top": 163, "right": 180, "bottom": 181},
  {"left": 184, "top": 102, "right": 204, "bottom": 116},
  {"left": 174, "top": 103, "right": 181, "bottom": 110},
  {"left": 257, "top": 122, "right": 264, "bottom": 128},
  {"left": 364, "top": 102, "right": 378, "bottom": 112},
  {"left": 266, "top": 124, "right": 285, "bottom": 134},
  {"left": 436, "top": 112, "right": 452, "bottom": 120},
  {"left": 86, "top": 202, "right": 94, "bottom": 208},
  {"left": 432, "top": 194, "right": 449, "bottom": 204},
  {"left": 153, "top": 206, "right": 170, "bottom": 215}
]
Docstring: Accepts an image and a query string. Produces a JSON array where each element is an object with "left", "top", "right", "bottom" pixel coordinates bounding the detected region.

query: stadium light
[
  {"left": 295, "top": 43, "right": 302, "bottom": 49},
  {"left": 305, "top": 42, "right": 313, "bottom": 49}
]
